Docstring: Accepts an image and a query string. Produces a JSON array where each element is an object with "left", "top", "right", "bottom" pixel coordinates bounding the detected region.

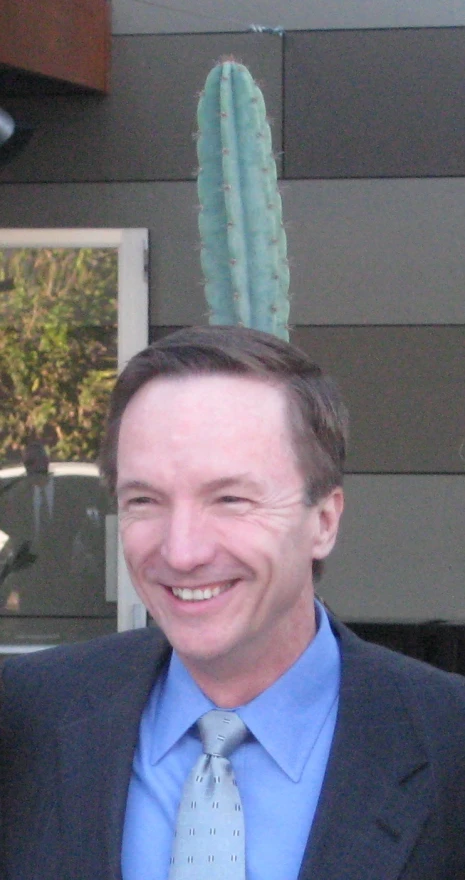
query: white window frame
[{"left": 0, "top": 227, "right": 149, "bottom": 651}]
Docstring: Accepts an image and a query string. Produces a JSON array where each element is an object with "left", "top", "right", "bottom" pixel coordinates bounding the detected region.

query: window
[{"left": 0, "top": 229, "right": 148, "bottom": 653}]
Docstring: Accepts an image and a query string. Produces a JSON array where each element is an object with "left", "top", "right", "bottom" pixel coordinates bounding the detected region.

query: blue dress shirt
[{"left": 122, "top": 601, "right": 340, "bottom": 880}]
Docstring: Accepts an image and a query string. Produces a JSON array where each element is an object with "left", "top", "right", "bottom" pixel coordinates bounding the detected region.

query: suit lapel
[
  {"left": 298, "top": 622, "right": 431, "bottom": 880},
  {"left": 56, "top": 633, "right": 171, "bottom": 880}
]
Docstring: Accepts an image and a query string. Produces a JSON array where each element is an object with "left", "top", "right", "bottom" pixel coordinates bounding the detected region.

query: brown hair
[{"left": 100, "top": 325, "right": 348, "bottom": 507}]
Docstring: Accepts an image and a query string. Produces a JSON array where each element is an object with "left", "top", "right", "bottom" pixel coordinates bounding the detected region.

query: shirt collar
[
  {"left": 149, "top": 651, "right": 214, "bottom": 766},
  {"left": 149, "top": 601, "right": 340, "bottom": 783},
  {"left": 239, "top": 602, "right": 340, "bottom": 781}
]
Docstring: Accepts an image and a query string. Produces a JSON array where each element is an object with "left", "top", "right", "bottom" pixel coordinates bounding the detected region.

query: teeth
[{"left": 172, "top": 582, "right": 233, "bottom": 602}]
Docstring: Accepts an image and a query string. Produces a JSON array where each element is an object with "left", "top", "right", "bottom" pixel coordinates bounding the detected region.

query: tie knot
[{"left": 197, "top": 710, "right": 248, "bottom": 758}]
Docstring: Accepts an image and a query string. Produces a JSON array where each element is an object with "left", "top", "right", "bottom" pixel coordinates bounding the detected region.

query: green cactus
[{"left": 196, "top": 59, "right": 290, "bottom": 340}]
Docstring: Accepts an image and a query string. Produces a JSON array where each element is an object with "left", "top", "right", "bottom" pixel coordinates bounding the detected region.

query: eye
[
  {"left": 119, "top": 495, "right": 159, "bottom": 512},
  {"left": 214, "top": 495, "right": 254, "bottom": 514}
]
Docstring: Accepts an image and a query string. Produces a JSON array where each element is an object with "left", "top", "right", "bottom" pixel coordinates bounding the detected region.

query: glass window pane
[{"left": 0, "top": 246, "right": 118, "bottom": 647}]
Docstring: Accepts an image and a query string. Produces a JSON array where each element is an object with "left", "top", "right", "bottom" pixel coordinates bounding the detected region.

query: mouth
[{"left": 168, "top": 580, "right": 237, "bottom": 602}]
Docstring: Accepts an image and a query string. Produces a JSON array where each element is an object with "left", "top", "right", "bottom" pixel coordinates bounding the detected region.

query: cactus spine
[{"left": 196, "top": 59, "right": 290, "bottom": 340}]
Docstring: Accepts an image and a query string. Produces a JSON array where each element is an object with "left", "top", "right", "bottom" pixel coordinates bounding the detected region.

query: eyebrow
[{"left": 116, "top": 479, "right": 156, "bottom": 497}]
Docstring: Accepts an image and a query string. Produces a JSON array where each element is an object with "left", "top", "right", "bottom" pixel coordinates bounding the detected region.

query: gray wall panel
[
  {"left": 285, "top": 28, "right": 465, "bottom": 178},
  {"left": 112, "top": 1, "right": 465, "bottom": 35},
  {"left": 3, "top": 178, "right": 465, "bottom": 331},
  {"left": 282, "top": 179, "right": 465, "bottom": 324},
  {"left": 0, "top": 181, "right": 206, "bottom": 324},
  {"left": 292, "top": 325, "right": 465, "bottom": 474},
  {"left": 3, "top": 179, "right": 465, "bottom": 332},
  {"left": 0, "top": 34, "right": 282, "bottom": 183},
  {"left": 323, "top": 475, "right": 465, "bottom": 623}
]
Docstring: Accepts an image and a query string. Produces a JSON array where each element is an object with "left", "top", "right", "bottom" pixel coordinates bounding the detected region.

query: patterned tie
[{"left": 168, "top": 710, "right": 248, "bottom": 879}]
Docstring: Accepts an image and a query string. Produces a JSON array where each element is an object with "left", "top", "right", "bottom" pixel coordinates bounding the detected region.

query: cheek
[
  {"left": 120, "top": 518, "right": 162, "bottom": 564},
  {"left": 217, "top": 518, "right": 281, "bottom": 568}
]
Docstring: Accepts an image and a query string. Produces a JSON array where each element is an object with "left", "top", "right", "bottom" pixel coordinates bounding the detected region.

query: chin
[
  {"left": 170, "top": 630, "right": 237, "bottom": 667},
  {"left": 174, "top": 637, "right": 228, "bottom": 663}
]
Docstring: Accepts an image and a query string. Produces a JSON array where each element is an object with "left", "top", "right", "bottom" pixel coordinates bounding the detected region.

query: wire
[
  {"left": 130, "top": 0, "right": 252, "bottom": 28},
  {"left": 129, "top": 0, "right": 284, "bottom": 33}
]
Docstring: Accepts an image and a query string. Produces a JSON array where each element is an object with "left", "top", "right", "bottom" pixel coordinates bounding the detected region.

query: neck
[{"left": 180, "top": 611, "right": 317, "bottom": 708}]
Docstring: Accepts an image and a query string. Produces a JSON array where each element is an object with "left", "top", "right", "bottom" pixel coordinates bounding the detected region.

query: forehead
[{"left": 117, "top": 374, "right": 296, "bottom": 475}]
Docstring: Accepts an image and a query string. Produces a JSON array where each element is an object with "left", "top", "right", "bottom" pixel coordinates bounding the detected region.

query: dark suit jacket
[{"left": 1, "top": 618, "right": 465, "bottom": 880}]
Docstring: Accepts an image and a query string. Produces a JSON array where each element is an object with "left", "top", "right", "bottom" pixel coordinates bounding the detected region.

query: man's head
[
  {"left": 22, "top": 441, "right": 49, "bottom": 480},
  {"left": 100, "top": 326, "right": 348, "bottom": 505},
  {"left": 101, "top": 328, "right": 348, "bottom": 700}
]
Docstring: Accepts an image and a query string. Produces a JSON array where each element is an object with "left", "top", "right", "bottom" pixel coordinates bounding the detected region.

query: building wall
[{"left": 1, "top": 1, "right": 464, "bottom": 622}]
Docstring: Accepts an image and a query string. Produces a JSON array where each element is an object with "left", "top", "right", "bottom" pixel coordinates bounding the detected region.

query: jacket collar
[
  {"left": 298, "top": 617, "right": 431, "bottom": 880},
  {"left": 57, "top": 630, "right": 171, "bottom": 880}
]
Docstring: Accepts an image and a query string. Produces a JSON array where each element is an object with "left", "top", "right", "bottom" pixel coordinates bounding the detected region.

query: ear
[{"left": 311, "top": 487, "right": 344, "bottom": 562}]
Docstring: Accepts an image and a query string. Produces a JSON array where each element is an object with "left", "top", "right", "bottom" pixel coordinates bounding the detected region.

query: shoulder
[
  {"left": 333, "top": 616, "right": 465, "bottom": 730},
  {"left": 3, "top": 625, "right": 167, "bottom": 675},
  {"left": 1, "top": 627, "right": 171, "bottom": 729}
]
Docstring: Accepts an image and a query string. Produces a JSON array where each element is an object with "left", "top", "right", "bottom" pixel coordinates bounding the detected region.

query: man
[
  {"left": 1, "top": 325, "right": 465, "bottom": 880},
  {"left": 0, "top": 441, "right": 107, "bottom": 616},
  {"left": 0, "top": 442, "right": 60, "bottom": 613}
]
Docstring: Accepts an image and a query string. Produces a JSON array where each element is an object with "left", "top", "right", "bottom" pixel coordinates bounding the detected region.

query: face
[{"left": 117, "top": 374, "right": 343, "bottom": 687}]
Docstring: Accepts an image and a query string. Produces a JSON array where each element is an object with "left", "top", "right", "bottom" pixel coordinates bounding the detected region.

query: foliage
[{"left": 0, "top": 247, "right": 117, "bottom": 464}]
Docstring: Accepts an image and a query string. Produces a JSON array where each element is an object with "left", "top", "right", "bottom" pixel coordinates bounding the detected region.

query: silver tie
[{"left": 168, "top": 710, "right": 248, "bottom": 879}]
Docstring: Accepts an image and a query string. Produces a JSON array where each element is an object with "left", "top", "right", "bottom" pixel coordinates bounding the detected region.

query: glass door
[{"left": 0, "top": 228, "right": 148, "bottom": 653}]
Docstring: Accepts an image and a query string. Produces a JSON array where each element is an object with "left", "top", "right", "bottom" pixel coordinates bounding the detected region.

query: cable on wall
[{"left": 128, "top": 0, "right": 284, "bottom": 33}]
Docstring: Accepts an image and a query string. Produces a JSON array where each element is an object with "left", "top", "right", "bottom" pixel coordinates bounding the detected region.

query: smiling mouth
[{"left": 169, "top": 580, "right": 236, "bottom": 602}]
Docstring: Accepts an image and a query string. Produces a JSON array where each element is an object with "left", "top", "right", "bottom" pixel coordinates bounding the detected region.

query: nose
[{"left": 159, "top": 503, "right": 215, "bottom": 572}]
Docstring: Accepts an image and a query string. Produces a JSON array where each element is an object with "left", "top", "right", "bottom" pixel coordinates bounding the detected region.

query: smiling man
[
  {"left": 116, "top": 371, "right": 342, "bottom": 706},
  {"left": 2, "top": 326, "right": 465, "bottom": 880}
]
